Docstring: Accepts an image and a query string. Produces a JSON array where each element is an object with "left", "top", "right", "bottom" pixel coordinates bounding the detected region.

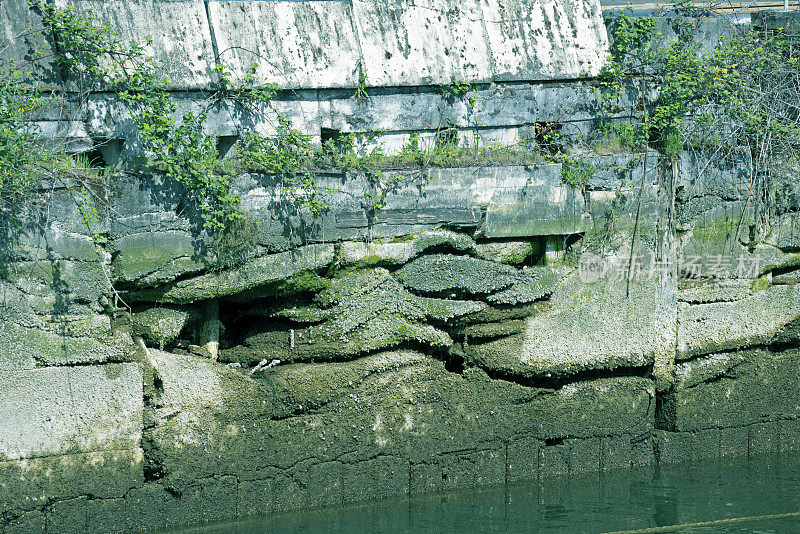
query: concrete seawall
[{"left": 2, "top": 2, "right": 799, "bottom": 532}]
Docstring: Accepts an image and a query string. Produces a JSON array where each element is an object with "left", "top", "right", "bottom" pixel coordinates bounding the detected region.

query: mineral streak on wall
[{"left": 2, "top": 1, "right": 800, "bottom": 534}]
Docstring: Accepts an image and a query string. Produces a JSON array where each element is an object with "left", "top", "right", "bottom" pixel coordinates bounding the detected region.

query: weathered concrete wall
[
  {"left": 2, "top": 0, "right": 607, "bottom": 91},
  {"left": 1, "top": 0, "right": 615, "bottom": 160},
  {"left": 2, "top": 3, "right": 800, "bottom": 533},
  {"left": 1, "top": 146, "right": 798, "bottom": 532}
]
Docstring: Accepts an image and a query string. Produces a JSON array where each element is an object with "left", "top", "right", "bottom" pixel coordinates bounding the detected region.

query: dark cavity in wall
[
  {"left": 321, "top": 127, "right": 350, "bottom": 152},
  {"left": 534, "top": 122, "right": 563, "bottom": 153},
  {"left": 82, "top": 138, "right": 124, "bottom": 168},
  {"left": 216, "top": 135, "right": 238, "bottom": 159},
  {"left": 435, "top": 127, "right": 459, "bottom": 151}
]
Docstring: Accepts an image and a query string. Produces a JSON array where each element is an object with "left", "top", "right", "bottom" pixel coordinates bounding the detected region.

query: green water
[{"left": 168, "top": 455, "right": 800, "bottom": 534}]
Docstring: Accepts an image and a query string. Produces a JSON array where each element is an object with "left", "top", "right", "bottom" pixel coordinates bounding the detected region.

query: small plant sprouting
[
  {"left": 354, "top": 61, "right": 368, "bottom": 102},
  {"left": 562, "top": 158, "right": 596, "bottom": 188}
]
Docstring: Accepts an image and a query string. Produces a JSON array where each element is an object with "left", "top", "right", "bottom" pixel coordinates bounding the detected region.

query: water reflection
[{"left": 167, "top": 454, "right": 800, "bottom": 534}]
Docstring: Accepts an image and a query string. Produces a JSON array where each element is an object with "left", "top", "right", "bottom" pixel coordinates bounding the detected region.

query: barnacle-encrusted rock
[{"left": 222, "top": 268, "right": 484, "bottom": 363}]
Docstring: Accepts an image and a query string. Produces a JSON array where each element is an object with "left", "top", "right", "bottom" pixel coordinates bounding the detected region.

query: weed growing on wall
[{"left": 354, "top": 61, "right": 369, "bottom": 102}]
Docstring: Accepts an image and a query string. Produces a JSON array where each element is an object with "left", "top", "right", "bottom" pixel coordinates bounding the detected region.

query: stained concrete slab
[
  {"left": 209, "top": 0, "right": 362, "bottom": 89},
  {"left": 0, "top": 364, "right": 142, "bottom": 461},
  {"left": 54, "top": 0, "right": 217, "bottom": 90},
  {"left": 467, "top": 274, "right": 665, "bottom": 379},
  {"left": 677, "top": 284, "right": 800, "bottom": 358}
]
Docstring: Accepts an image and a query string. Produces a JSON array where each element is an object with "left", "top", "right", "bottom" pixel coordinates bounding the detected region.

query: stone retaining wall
[{"left": 2, "top": 2, "right": 800, "bottom": 533}]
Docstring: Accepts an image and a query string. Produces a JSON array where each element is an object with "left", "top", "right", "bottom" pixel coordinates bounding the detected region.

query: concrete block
[
  {"left": 306, "top": 461, "right": 343, "bottom": 508},
  {"left": 352, "top": 0, "right": 493, "bottom": 87},
  {"left": 202, "top": 476, "right": 238, "bottom": 523},
  {"left": 111, "top": 230, "right": 206, "bottom": 287},
  {"left": 719, "top": 426, "right": 748, "bottom": 458},
  {"left": 47, "top": 496, "right": 87, "bottom": 534},
  {"left": 692, "top": 428, "right": 720, "bottom": 462},
  {"left": 55, "top": 0, "right": 216, "bottom": 90},
  {"left": 653, "top": 430, "right": 692, "bottom": 465},
  {"left": 272, "top": 471, "right": 307, "bottom": 512},
  {"left": 29, "top": 121, "right": 92, "bottom": 152},
  {"left": 87, "top": 498, "right": 127, "bottom": 534},
  {"left": 600, "top": 434, "right": 630, "bottom": 471},
  {"left": 0, "top": 0, "right": 61, "bottom": 86},
  {"left": 664, "top": 349, "right": 800, "bottom": 431},
  {"left": 539, "top": 442, "right": 570, "bottom": 479},
  {"left": 480, "top": 164, "right": 589, "bottom": 238},
  {"left": 125, "top": 482, "right": 202, "bottom": 532},
  {"left": 678, "top": 286, "right": 800, "bottom": 358},
  {"left": 3, "top": 510, "right": 46, "bottom": 534},
  {"left": 0, "top": 449, "right": 143, "bottom": 518},
  {"left": 129, "top": 243, "right": 335, "bottom": 303},
  {"left": 479, "top": 0, "right": 607, "bottom": 82},
  {"left": 237, "top": 478, "right": 273, "bottom": 518},
  {"left": 469, "top": 275, "right": 665, "bottom": 379},
  {"left": 0, "top": 364, "right": 142, "bottom": 460},
  {"left": 439, "top": 453, "right": 477, "bottom": 491},
  {"left": 507, "top": 436, "right": 541, "bottom": 482},
  {"left": 568, "top": 437, "right": 601, "bottom": 474},
  {"left": 630, "top": 433, "right": 654, "bottom": 467},
  {"left": 410, "top": 462, "right": 441, "bottom": 495},
  {"left": 780, "top": 419, "right": 800, "bottom": 454},
  {"left": 748, "top": 421, "right": 780, "bottom": 457},
  {"left": 209, "top": 0, "right": 361, "bottom": 90},
  {"left": 767, "top": 212, "right": 800, "bottom": 251},
  {"left": 472, "top": 446, "right": 506, "bottom": 486},
  {"left": 0, "top": 319, "right": 129, "bottom": 369},
  {"left": 342, "top": 456, "right": 408, "bottom": 503}
]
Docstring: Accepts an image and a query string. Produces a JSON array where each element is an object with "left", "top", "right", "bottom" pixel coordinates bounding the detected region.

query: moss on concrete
[
  {"left": 338, "top": 230, "right": 476, "bottom": 269},
  {"left": 223, "top": 269, "right": 483, "bottom": 363},
  {"left": 130, "top": 244, "right": 335, "bottom": 304},
  {"left": 475, "top": 240, "right": 541, "bottom": 265}
]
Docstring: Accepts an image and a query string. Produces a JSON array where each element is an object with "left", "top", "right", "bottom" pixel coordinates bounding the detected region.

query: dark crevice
[
  {"left": 141, "top": 372, "right": 166, "bottom": 484},
  {"left": 654, "top": 390, "right": 675, "bottom": 431},
  {"left": 478, "top": 362, "right": 651, "bottom": 391},
  {"left": 245, "top": 340, "right": 461, "bottom": 382},
  {"left": 544, "top": 437, "right": 564, "bottom": 446},
  {"left": 771, "top": 264, "right": 800, "bottom": 277},
  {"left": 677, "top": 336, "right": 800, "bottom": 363},
  {"left": 691, "top": 372, "right": 738, "bottom": 388}
]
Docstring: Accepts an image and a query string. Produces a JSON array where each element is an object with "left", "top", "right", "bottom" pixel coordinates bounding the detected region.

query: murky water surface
[{"left": 167, "top": 455, "right": 800, "bottom": 533}]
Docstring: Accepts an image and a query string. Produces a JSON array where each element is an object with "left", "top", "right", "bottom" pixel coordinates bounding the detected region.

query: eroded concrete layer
[
  {"left": 0, "top": 179, "right": 112, "bottom": 316},
  {"left": 467, "top": 275, "right": 666, "bottom": 379},
  {"left": 659, "top": 348, "right": 800, "bottom": 433},
  {"left": 146, "top": 349, "right": 654, "bottom": 500},
  {"left": 0, "top": 450, "right": 144, "bottom": 525},
  {"left": 210, "top": 0, "right": 607, "bottom": 89},
  {"left": 0, "top": 364, "right": 144, "bottom": 524},
  {"left": 677, "top": 284, "right": 800, "bottom": 358},
  {"left": 0, "top": 349, "right": 654, "bottom": 532},
  {"left": 0, "top": 0, "right": 62, "bottom": 85},
  {"left": 80, "top": 82, "right": 633, "bottom": 148},
  {"left": 7, "top": 0, "right": 607, "bottom": 92},
  {"left": 114, "top": 165, "right": 586, "bottom": 292},
  {"left": 0, "top": 314, "right": 133, "bottom": 370},
  {"left": 654, "top": 420, "right": 800, "bottom": 465},
  {"left": 209, "top": 0, "right": 362, "bottom": 89}
]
